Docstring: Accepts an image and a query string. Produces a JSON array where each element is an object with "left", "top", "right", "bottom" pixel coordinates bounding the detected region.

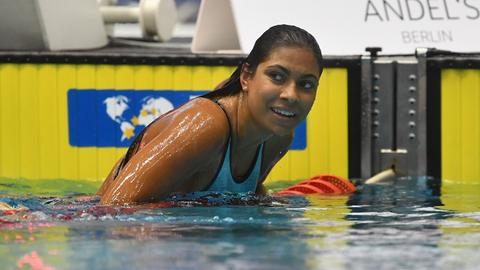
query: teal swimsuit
[
  {"left": 203, "top": 137, "right": 264, "bottom": 192},
  {"left": 203, "top": 100, "right": 264, "bottom": 193}
]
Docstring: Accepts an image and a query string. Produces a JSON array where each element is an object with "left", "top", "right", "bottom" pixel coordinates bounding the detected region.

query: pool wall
[{"left": 1, "top": 50, "right": 479, "bottom": 187}]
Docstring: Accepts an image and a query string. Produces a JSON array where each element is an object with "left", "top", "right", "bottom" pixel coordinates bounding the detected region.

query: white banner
[{"left": 193, "top": 0, "right": 480, "bottom": 55}]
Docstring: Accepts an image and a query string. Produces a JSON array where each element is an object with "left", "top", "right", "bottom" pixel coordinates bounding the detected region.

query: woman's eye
[
  {"left": 300, "top": 80, "right": 316, "bottom": 90},
  {"left": 268, "top": 72, "right": 285, "bottom": 83}
]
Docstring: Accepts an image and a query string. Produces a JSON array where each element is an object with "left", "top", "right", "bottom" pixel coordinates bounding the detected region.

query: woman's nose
[{"left": 279, "top": 81, "right": 299, "bottom": 103}]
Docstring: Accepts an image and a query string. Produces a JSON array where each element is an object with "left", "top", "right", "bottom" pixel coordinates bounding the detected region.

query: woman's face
[{"left": 241, "top": 46, "right": 321, "bottom": 136}]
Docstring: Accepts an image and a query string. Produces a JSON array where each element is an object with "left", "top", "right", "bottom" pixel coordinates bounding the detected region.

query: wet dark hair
[{"left": 203, "top": 24, "right": 323, "bottom": 99}]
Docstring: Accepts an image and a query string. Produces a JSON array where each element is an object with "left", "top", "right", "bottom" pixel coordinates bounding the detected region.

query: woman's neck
[{"left": 229, "top": 92, "right": 271, "bottom": 150}]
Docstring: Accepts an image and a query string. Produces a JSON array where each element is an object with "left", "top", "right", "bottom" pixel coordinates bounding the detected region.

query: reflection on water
[{"left": 1, "top": 178, "right": 480, "bottom": 269}]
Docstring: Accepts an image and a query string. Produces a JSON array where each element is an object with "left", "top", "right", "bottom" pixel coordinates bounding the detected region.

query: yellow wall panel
[
  {"left": 289, "top": 148, "right": 309, "bottom": 181},
  {"left": 308, "top": 72, "right": 329, "bottom": 177},
  {"left": 115, "top": 65, "right": 135, "bottom": 89},
  {"left": 267, "top": 152, "right": 291, "bottom": 182},
  {"left": 442, "top": 69, "right": 480, "bottom": 183},
  {"left": 57, "top": 65, "right": 78, "bottom": 180},
  {"left": 173, "top": 66, "right": 192, "bottom": 90},
  {"left": 134, "top": 65, "right": 154, "bottom": 89},
  {"left": 192, "top": 66, "right": 212, "bottom": 90},
  {"left": 313, "top": 69, "right": 333, "bottom": 175},
  {"left": 460, "top": 71, "right": 479, "bottom": 180},
  {"left": 0, "top": 66, "right": 2, "bottom": 176},
  {"left": 153, "top": 66, "right": 173, "bottom": 90},
  {"left": 327, "top": 69, "right": 348, "bottom": 177},
  {"left": 0, "top": 64, "right": 20, "bottom": 179},
  {"left": 18, "top": 65, "right": 40, "bottom": 179},
  {"left": 319, "top": 68, "right": 347, "bottom": 179},
  {"left": 211, "top": 66, "right": 235, "bottom": 88},
  {"left": 38, "top": 65, "right": 60, "bottom": 179}
]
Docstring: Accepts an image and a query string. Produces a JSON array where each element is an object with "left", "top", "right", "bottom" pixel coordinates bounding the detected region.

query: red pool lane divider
[{"left": 274, "top": 174, "right": 356, "bottom": 196}]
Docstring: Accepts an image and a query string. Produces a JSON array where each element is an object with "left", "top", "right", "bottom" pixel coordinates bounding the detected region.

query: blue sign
[{"left": 67, "top": 89, "right": 306, "bottom": 150}]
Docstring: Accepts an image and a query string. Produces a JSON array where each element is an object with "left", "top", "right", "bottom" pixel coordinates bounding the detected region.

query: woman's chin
[{"left": 269, "top": 125, "right": 296, "bottom": 137}]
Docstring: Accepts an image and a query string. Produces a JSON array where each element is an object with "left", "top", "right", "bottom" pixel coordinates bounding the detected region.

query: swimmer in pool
[{"left": 98, "top": 24, "right": 323, "bottom": 205}]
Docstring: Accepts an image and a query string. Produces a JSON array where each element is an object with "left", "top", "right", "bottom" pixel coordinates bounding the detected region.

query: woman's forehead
[{"left": 261, "top": 47, "right": 320, "bottom": 75}]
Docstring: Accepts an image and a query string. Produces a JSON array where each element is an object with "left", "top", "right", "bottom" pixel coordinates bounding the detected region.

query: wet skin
[{"left": 98, "top": 47, "right": 321, "bottom": 205}]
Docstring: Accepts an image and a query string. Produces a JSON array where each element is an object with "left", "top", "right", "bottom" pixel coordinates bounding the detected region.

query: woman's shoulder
[
  {"left": 140, "top": 97, "right": 230, "bottom": 149},
  {"left": 149, "top": 97, "right": 229, "bottom": 130},
  {"left": 171, "top": 98, "right": 229, "bottom": 138},
  {"left": 178, "top": 97, "right": 230, "bottom": 128},
  {"left": 176, "top": 97, "right": 224, "bottom": 115}
]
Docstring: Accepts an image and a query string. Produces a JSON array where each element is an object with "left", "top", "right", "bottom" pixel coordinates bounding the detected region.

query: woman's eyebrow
[
  {"left": 267, "top": 65, "right": 318, "bottom": 80},
  {"left": 266, "top": 65, "right": 290, "bottom": 74},
  {"left": 302, "top": 74, "right": 319, "bottom": 81}
]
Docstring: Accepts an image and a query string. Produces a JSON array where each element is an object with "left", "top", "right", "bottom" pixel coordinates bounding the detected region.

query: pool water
[{"left": 1, "top": 177, "right": 480, "bottom": 270}]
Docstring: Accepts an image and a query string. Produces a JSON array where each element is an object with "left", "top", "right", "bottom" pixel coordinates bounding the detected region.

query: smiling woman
[{"left": 97, "top": 24, "right": 324, "bottom": 205}]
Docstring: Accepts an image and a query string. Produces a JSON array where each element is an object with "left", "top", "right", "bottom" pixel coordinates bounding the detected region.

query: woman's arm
[
  {"left": 100, "top": 99, "right": 229, "bottom": 205},
  {"left": 255, "top": 184, "right": 268, "bottom": 195}
]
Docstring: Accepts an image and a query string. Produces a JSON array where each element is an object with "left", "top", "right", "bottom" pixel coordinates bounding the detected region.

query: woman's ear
[{"left": 240, "top": 63, "right": 252, "bottom": 92}]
